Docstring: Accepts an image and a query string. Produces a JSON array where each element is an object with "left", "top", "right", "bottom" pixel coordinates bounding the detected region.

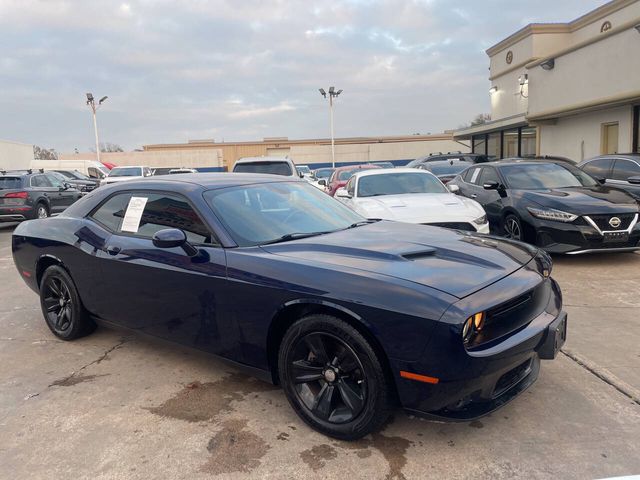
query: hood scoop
[{"left": 401, "top": 248, "right": 437, "bottom": 260}]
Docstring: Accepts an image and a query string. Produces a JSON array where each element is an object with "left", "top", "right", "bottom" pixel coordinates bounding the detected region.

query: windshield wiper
[
  {"left": 345, "top": 219, "right": 381, "bottom": 229},
  {"left": 260, "top": 231, "right": 333, "bottom": 245}
]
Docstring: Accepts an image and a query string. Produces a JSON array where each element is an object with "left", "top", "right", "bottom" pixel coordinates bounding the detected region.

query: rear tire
[
  {"left": 39, "top": 265, "right": 96, "bottom": 340},
  {"left": 278, "top": 314, "right": 392, "bottom": 440},
  {"left": 35, "top": 202, "right": 49, "bottom": 219}
]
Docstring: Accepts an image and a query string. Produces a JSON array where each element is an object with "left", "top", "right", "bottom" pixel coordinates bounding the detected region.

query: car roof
[
  {"left": 111, "top": 165, "right": 148, "bottom": 169},
  {"left": 332, "top": 164, "right": 381, "bottom": 172},
  {"left": 119, "top": 172, "right": 302, "bottom": 189},
  {"left": 485, "top": 158, "right": 574, "bottom": 167},
  {"left": 354, "top": 167, "right": 437, "bottom": 178},
  {"left": 584, "top": 153, "right": 640, "bottom": 162}
]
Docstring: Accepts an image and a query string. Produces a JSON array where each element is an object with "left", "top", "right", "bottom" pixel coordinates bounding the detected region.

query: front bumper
[
  {"left": 392, "top": 268, "right": 566, "bottom": 421},
  {"left": 526, "top": 213, "right": 640, "bottom": 254}
]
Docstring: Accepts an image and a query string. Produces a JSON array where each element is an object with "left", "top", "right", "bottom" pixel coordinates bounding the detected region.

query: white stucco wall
[
  {"left": 538, "top": 105, "right": 633, "bottom": 161},
  {"left": 0, "top": 140, "right": 34, "bottom": 171}
]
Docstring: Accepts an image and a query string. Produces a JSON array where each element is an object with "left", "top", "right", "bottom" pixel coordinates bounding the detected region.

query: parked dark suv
[
  {"left": 0, "top": 169, "right": 82, "bottom": 222},
  {"left": 54, "top": 170, "right": 100, "bottom": 193},
  {"left": 406, "top": 152, "right": 490, "bottom": 168},
  {"left": 577, "top": 154, "right": 640, "bottom": 200}
]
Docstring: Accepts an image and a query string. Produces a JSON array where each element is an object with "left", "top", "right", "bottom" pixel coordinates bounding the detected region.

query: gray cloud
[{"left": 0, "top": 0, "right": 603, "bottom": 151}]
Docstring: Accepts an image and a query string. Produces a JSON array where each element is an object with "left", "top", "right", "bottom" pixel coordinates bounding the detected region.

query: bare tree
[
  {"left": 469, "top": 113, "right": 491, "bottom": 126},
  {"left": 90, "top": 142, "right": 124, "bottom": 153},
  {"left": 33, "top": 145, "right": 59, "bottom": 160}
]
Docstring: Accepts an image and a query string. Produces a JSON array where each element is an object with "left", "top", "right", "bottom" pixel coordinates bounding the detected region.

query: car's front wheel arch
[{"left": 267, "top": 301, "right": 397, "bottom": 400}]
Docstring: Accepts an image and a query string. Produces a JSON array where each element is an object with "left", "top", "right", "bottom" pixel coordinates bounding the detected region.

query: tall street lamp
[
  {"left": 319, "top": 86, "right": 342, "bottom": 168},
  {"left": 86, "top": 93, "right": 108, "bottom": 163}
]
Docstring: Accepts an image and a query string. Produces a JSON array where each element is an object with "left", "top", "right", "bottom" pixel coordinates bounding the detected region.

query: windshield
[
  {"left": 500, "top": 163, "right": 598, "bottom": 189},
  {"left": 314, "top": 168, "right": 334, "bottom": 179},
  {"left": 338, "top": 169, "right": 359, "bottom": 181},
  {"left": 427, "top": 162, "right": 471, "bottom": 176},
  {"left": 234, "top": 161, "right": 292, "bottom": 176},
  {"left": 109, "top": 167, "right": 142, "bottom": 177},
  {"left": 357, "top": 172, "right": 448, "bottom": 197},
  {"left": 0, "top": 177, "right": 22, "bottom": 189},
  {"left": 204, "top": 181, "right": 363, "bottom": 246}
]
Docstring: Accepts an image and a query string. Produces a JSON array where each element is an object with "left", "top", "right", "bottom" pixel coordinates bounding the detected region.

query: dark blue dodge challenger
[{"left": 12, "top": 173, "right": 566, "bottom": 439}]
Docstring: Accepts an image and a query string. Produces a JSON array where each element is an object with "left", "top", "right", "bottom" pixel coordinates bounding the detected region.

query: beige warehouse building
[
  {"left": 141, "top": 134, "right": 468, "bottom": 171},
  {"left": 455, "top": 0, "right": 640, "bottom": 161}
]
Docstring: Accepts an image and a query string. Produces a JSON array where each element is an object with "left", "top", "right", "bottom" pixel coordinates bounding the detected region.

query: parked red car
[{"left": 323, "top": 164, "right": 380, "bottom": 196}]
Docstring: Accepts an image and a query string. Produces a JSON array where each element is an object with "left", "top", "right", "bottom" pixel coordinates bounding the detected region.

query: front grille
[
  {"left": 586, "top": 213, "right": 635, "bottom": 231},
  {"left": 426, "top": 222, "right": 475, "bottom": 231}
]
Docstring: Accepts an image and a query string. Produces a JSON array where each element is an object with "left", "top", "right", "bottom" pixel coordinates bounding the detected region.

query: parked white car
[
  {"left": 101, "top": 166, "right": 153, "bottom": 186},
  {"left": 335, "top": 168, "right": 489, "bottom": 233}
]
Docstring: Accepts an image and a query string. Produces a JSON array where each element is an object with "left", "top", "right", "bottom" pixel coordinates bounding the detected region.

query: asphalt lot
[{"left": 0, "top": 222, "right": 639, "bottom": 479}]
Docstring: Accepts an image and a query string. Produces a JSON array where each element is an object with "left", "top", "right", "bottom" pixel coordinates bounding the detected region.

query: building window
[
  {"left": 503, "top": 128, "right": 519, "bottom": 158},
  {"left": 487, "top": 132, "right": 501, "bottom": 159},
  {"left": 472, "top": 135, "right": 487, "bottom": 155},
  {"left": 520, "top": 127, "right": 537, "bottom": 157}
]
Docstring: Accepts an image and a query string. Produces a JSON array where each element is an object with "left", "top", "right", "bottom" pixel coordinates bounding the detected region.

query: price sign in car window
[
  {"left": 470, "top": 168, "right": 481, "bottom": 184},
  {"left": 121, "top": 196, "right": 148, "bottom": 232}
]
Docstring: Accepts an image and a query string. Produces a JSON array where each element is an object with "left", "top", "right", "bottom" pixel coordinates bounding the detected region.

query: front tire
[
  {"left": 502, "top": 213, "right": 523, "bottom": 241},
  {"left": 278, "top": 314, "right": 392, "bottom": 440},
  {"left": 39, "top": 265, "right": 96, "bottom": 340}
]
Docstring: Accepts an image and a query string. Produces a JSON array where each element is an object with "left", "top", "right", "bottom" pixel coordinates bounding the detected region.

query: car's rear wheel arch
[
  {"left": 267, "top": 301, "right": 397, "bottom": 399},
  {"left": 36, "top": 255, "right": 65, "bottom": 289}
]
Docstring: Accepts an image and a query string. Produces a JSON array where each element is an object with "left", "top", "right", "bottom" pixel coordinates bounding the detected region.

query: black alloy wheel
[
  {"left": 278, "top": 314, "right": 392, "bottom": 440},
  {"left": 39, "top": 265, "right": 95, "bottom": 340},
  {"left": 503, "top": 214, "right": 523, "bottom": 241},
  {"left": 289, "top": 332, "right": 367, "bottom": 424}
]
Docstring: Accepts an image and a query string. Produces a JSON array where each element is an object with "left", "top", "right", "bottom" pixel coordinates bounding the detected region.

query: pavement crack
[
  {"left": 48, "top": 336, "right": 130, "bottom": 388},
  {"left": 560, "top": 347, "right": 640, "bottom": 405}
]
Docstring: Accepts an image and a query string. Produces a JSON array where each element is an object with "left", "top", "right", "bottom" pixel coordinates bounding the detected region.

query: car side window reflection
[
  {"left": 611, "top": 159, "right": 640, "bottom": 181},
  {"left": 479, "top": 167, "right": 500, "bottom": 185},
  {"left": 127, "top": 193, "right": 214, "bottom": 245},
  {"left": 90, "top": 193, "right": 132, "bottom": 232}
]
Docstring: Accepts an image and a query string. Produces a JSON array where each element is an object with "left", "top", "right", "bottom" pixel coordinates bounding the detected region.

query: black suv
[
  {"left": 577, "top": 154, "right": 640, "bottom": 200},
  {"left": 406, "top": 152, "right": 490, "bottom": 168},
  {"left": 54, "top": 170, "right": 100, "bottom": 192},
  {"left": 0, "top": 169, "right": 82, "bottom": 222}
]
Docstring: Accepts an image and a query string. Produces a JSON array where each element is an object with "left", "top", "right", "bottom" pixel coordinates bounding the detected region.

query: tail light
[{"left": 4, "top": 191, "right": 28, "bottom": 199}]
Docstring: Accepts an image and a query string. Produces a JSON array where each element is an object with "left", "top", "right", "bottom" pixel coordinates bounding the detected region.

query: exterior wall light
[
  {"left": 489, "top": 86, "right": 498, "bottom": 94},
  {"left": 519, "top": 74, "right": 529, "bottom": 86},
  {"left": 540, "top": 59, "right": 555, "bottom": 70}
]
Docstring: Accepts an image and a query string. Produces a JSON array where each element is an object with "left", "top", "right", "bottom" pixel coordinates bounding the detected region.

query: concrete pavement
[{"left": 0, "top": 223, "right": 639, "bottom": 479}]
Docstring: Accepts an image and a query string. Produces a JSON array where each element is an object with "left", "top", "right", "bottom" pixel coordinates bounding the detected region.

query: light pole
[
  {"left": 86, "top": 93, "right": 108, "bottom": 163},
  {"left": 319, "top": 87, "right": 342, "bottom": 168}
]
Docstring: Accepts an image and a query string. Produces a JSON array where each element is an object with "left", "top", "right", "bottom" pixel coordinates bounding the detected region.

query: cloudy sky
[{"left": 1, "top": 0, "right": 604, "bottom": 153}]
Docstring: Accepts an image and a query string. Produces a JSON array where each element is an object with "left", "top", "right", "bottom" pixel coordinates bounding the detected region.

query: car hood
[
  {"left": 353, "top": 193, "right": 484, "bottom": 223},
  {"left": 521, "top": 186, "right": 639, "bottom": 214},
  {"left": 261, "top": 221, "right": 536, "bottom": 299}
]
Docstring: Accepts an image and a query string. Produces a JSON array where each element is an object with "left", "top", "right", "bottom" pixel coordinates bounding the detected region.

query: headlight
[
  {"left": 462, "top": 312, "right": 485, "bottom": 344},
  {"left": 527, "top": 207, "right": 577, "bottom": 223},
  {"left": 472, "top": 214, "right": 487, "bottom": 225}
]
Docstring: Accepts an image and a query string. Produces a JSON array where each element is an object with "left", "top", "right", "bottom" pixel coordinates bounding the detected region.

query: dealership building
[{"left": 455, "top": 0, "right": 640, "bottom": 162}]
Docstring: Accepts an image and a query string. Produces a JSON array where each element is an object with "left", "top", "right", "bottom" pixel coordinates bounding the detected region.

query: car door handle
[
  {"left": 106, "top": 245, "right": 121, "bottom": 256},
  {"left": 470, "top": 194, "right": 478, "bottom": 198}
]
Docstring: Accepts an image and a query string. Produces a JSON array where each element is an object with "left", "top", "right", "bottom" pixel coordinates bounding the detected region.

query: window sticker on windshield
[
  {"left": 470, "top": 168, "right": 481, "bottom": 184},
  {"left": 121, "top": 196, "right": 148, "bottom": 232}
]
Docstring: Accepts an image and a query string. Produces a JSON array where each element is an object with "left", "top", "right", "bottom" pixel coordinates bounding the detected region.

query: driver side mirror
[
  {"left": 483, "top": 180, "right": 500, "bottom": 190},
  {"left": 448, "top": 184, "right": 460, "bottom": 193},
  {"left": 335, "top": 187, "right": 352, "bottom": 199},
  {"left": 152, "top": 228, "right": 198, "bottom": 257},
  {"left": 628, "top": 176, "right": 640, "bottom": 185},
  {"left": 317, "top": 179, "right": 327, "bottom": 186}
]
